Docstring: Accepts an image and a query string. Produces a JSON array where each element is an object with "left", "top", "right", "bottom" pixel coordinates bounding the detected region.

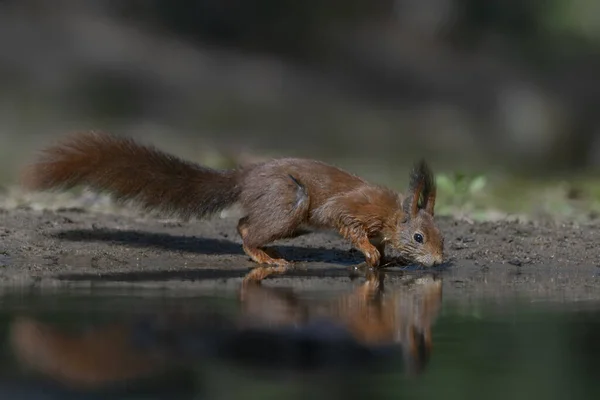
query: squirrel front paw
[{"left": 363, "top": 247, "right": 381, "bottom": 268}]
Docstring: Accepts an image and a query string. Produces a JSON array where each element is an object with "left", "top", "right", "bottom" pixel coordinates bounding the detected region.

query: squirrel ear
[
  {"left": 414, "top": 159, "right": 436, "bottom": 217},
  {"left": 424, "top": 184, "right": 436, "bottom": 216},
  {"left": 404, "top": 159, "right": 432, "bottom": 219},
  {"left": 403, "top": 179, "right": 424, "bottom": 219},
  {"left": 411, "top": 180, "right": 423, "bottom": 218}
]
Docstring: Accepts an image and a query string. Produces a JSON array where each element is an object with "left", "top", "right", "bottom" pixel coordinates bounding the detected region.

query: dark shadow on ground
[
  {"left": 54, "top": 229, "right": 243, "bottom": 255},
  {"left": 52, "top": 228, "right": 360, "bottom": 265}
]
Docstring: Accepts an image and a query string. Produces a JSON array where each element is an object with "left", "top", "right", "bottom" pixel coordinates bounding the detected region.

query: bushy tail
[{"left": 21, "top": 131, "right": 242, "bottom": 219}]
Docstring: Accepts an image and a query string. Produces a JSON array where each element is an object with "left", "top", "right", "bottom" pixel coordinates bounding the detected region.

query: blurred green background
[{"left": 1, "top": 0, "right": 600, "bottom": 220}]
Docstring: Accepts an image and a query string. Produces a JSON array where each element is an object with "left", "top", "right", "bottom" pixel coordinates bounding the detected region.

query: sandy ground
[{"left": 0, "top": 207, "right": 599, "bottom": 303}]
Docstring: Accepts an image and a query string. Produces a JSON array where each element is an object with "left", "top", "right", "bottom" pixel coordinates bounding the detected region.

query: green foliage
[
  {"left": 432, "top": 168, "right": 600, "bottom": 222},
  {"left": 435, "top": 171, "right": 489, "bottom": 219},
  {"left": 437, "top": 172, "right": 487, "bottom": 203}
]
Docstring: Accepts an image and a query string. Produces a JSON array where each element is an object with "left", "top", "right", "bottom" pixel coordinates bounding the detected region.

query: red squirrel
[{"left": 21, "top": 131, "right": 444, "bottom": 269}]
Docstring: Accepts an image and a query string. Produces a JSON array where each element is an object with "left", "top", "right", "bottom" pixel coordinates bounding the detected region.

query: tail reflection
[
  {"left": 9, "top": 317, "right": 170, "bottom": 388},
  {"left": 8, "top": 270, "right": 442, "bottom": 391}
]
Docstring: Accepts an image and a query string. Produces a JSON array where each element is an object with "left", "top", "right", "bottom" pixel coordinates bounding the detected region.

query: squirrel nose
[
  {"left": 427, "top": 254, "right": 443, "bottom": 267},
  {"left": 420, "top": 254, "right": 443, "bottom": 268}
]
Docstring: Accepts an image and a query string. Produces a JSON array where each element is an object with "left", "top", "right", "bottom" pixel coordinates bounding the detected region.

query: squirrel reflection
[
  {"left": 8, "top": 270, "right": 442, "bottom": 389},
  {"left": 239, "top": 270, "right": 442, "bottom": 374}
]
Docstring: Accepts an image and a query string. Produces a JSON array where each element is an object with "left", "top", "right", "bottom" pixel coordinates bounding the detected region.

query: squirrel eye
[{"left": 413, "top": 233, "right": 424, "bottom": 243}]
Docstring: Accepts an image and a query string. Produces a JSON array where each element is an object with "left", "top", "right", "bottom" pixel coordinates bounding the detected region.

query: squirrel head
[{"left": 393, "top": 160, "right": 444, "bottom": 267}]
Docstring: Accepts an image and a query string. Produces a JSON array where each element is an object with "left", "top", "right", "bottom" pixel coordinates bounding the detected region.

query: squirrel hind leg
[
  {"left": 237, "top": 217, "right": 294, "bottom": 266},
  {"left": 236, "top": 173, "right": 310, "bottom": 265},
  {"left": 237, "top": 217, "right": 295, "bottom": 283}
]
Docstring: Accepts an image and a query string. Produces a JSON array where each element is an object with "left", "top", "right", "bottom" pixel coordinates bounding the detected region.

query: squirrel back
[{"left": 22, "top": 131, "right": 242, "bottom": 219}]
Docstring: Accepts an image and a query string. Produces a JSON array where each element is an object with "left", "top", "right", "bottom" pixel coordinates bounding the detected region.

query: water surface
[{"left": 0, "top": 269, "right": 598, "bottom": 400}]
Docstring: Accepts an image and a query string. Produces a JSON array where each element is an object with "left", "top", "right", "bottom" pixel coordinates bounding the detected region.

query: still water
[{"left": 0, "top": 270, "right": 598, "bottom": 400}]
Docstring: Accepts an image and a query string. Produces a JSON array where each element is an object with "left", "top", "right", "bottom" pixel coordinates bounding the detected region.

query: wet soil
[{"left": 0, "top": 208, "right": 598, "bottom": 302}]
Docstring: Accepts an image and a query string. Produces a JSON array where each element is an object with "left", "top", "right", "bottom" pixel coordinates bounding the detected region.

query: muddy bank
[{"left": 0, "top": 208, "right": 598, "bottom": 302}]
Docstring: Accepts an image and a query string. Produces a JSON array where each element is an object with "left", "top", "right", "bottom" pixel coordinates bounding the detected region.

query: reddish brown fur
[
  {"left": 21, "top": 131, "right": 241, "bottom": 220},
  {"left": 22, "top": 131, "right": 444, "bottom": 271}
]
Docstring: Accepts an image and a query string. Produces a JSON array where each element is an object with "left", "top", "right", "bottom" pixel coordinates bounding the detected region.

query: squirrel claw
[
  {"left": 365, "top": 255, "right": 381, "bottom": 269},
  {"left": 243, "top": 246, "right": 293, "bottom": 267},
  {"left": 360, "top": 246, "right": 381, "bottom": 268}
]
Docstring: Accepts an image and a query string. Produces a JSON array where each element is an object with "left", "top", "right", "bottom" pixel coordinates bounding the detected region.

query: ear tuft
[{"left": 403, "top": 159, "right": 437, "bottom": 217}]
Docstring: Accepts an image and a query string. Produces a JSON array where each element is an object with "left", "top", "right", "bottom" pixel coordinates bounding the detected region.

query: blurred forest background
[{"left": 1, "top": 0, "right": 600, "bottom": 219}]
